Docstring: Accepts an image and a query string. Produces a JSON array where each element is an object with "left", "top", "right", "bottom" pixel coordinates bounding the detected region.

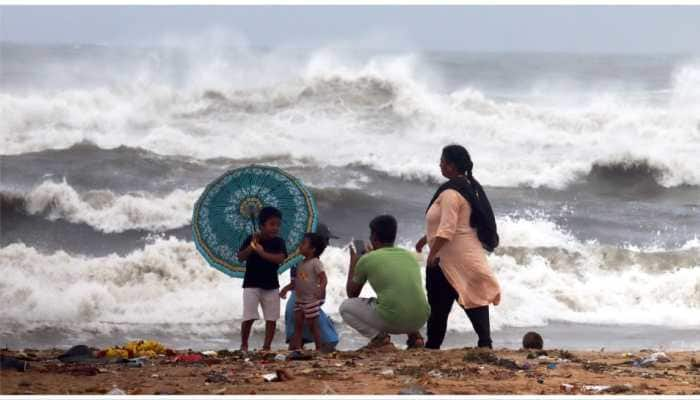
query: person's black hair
[
  {"left": 369, "top": 215, "right": 397, "bottom": 245},
  {"left": 442, "top": 144, "right": 474, "bottom": 177},
  {"left": 258, "top": 206, "right": 282, "bottom": 225},
  {"left": 303, "top": 232, "right": 327, "bottom": 257}
]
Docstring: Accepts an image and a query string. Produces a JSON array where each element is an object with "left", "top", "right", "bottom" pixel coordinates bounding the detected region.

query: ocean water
[{"left": 1, "top": 42, "right": 699, "bottom": 350}]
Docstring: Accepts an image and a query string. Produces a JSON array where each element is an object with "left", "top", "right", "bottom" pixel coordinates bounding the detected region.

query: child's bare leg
[
  {"left": 262, "top": 320, "right": 276, "bottom": 351},
  {"left": 290, "top": 309, "right": 305, "bottom": 350},
  {"left": 308, "top": 316, "right": 322, "bottom": 351},
  {"left": 240, "top": 320, "right": 254, "bottom": 352}
]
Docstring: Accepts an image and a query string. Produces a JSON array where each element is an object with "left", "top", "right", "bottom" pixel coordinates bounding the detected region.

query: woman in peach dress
[{"left": 416, "top": 145, "right": 501, "bottom": 349}]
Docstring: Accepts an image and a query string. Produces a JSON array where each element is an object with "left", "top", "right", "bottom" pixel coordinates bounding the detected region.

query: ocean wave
[
  {"left": 2, "top": 51, "right": 700, "bottom": 189},
  {"left": 1, "top": 180, "right": 201, "bottom": 233},
  {"left": 1, "top": 233, "right": 698, "bottom": 338}
]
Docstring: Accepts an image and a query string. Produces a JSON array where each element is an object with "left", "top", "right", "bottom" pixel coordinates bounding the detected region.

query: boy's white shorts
[{"left": 242, "top": 288, "right": 280, "bottom": 321}]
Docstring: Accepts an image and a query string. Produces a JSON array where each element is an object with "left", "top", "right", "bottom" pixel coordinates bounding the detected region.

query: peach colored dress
[{"left": 426, "top": 189, "right": 501, "bottom": 309}]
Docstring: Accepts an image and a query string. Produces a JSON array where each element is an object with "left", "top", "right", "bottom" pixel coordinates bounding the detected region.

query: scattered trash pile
[{"left": 2, "top": 341, "right": 698, "bottom": 395}]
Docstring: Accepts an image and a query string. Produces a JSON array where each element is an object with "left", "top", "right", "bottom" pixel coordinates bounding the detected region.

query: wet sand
[{"left": 2, "top": 346, "right": 700, "bottom": 395}]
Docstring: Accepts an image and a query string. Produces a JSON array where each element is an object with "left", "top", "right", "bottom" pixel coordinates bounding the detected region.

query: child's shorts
[
  {"left": 242, "top": 288, "right": 280, "bottom": 321},
  {"left": 294, "top": 299, "right": 324, "bottom": 319}
]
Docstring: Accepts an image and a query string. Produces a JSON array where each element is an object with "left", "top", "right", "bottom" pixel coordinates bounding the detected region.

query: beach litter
[
  {"left": 560, "top": 383, "right": 575, "bottom": 393},
  {"left": 215, "top": 349, "right": 235, "bottom": 358},
  {"left": 637, "top": 352, "right": 671, "bottom": 367},
  {"left": 1, "top": 355, "right": 29, "bottom": 372},
  {"left": 463, "top": 349, "right": 523, "bottom": 370},
  {"left": 428, "top": 369, "right": 443, "bottom": 378},
  {"left": 380, "top": 369, "right": 395, "bottom": 377},
  {"left": 57, "top": 345, "right": 104, "bottom": 364},
  {"left": 107, "top": 388, "right": 126, "bottom": 395},
  {"left": 174, "top": 354, "right": 204, "bottom": 363},
  {"left": 205, "top": 371, "right": 231, "bottom": 384},
  {"left": 202, "top": 351, "right": 218, "bottom": 357},
  {"left": 274, "top": 354, "right": 287, "bottom": 362},
  {"left": 127, "top": 357, "right": 147, "bottom": 368},
  {"left": 288, "top": 351, "right": 312, "bottom": 361},
  {"left": 583, "top": 385, "right": 609, "bottom": 393},
  {"left": 263, "top": 369, "right": 294, "bottom": 382},
  {"left": 547, "top": 363, "right": 557, "bottom": 369},
  {"left": 583, "top": 384, "right": 632, "bottom": 394}
]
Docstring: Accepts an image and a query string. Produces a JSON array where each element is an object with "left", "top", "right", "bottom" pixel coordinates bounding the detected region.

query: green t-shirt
[{"left": 353, "top": 247, "right": 430, "bottom": 330}]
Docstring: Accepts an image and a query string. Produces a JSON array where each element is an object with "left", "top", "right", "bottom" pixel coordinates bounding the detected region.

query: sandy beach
[{"left": 2, "top": 346, "right": 699, "bottom": 395}]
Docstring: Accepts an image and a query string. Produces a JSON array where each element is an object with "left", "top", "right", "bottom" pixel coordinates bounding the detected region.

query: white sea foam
[
  {"left": 2, "top": 49, "right": 700, "bottom": 189},
  {"left": 14, "top": 180, "right": 201, "bottom": 233},
  {"left": 1, "top": 234, "right": 698, "bottom": 340}
]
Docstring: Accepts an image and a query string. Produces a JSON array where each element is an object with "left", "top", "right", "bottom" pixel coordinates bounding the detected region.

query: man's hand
[{"left": 349, "top": 244, "right": 359, "bottom": 267}]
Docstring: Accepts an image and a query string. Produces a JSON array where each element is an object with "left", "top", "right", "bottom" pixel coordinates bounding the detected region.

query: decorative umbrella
[{"left": 193, "top": 165, "right": 318, "bottom": 278}]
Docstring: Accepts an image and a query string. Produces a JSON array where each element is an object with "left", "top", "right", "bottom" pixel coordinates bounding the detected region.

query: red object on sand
[{"left": 174, "top": 354, "right": 203, "bottom": 363}]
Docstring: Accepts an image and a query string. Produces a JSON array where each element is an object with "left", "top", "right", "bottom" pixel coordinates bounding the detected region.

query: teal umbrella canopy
[{"left": 193, "top": 165, "right": 318, "bottom": 278}]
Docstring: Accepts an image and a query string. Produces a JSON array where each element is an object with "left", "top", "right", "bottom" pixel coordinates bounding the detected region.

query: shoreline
[
  {"left": 2, "top": 346, "right": 699, "bottom": 395},
  {"left": 3, "top": 321, "right": 700, "bottom": 352}
]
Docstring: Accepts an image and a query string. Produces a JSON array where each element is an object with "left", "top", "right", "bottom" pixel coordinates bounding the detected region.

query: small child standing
[
  {"left": 280, "top": 233, "right": 328, "bottom": 351},
  {"left": 236, "top": 206, "right": 288, "bottom": 352}
]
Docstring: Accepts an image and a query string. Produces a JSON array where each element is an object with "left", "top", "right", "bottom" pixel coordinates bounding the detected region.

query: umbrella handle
[{"left": 247, "top": 204, "right": 258, "bottom": 234}]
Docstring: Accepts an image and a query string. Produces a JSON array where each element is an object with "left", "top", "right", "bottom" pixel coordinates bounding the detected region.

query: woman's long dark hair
[
  {"left": 428, "top": 144, "right": 499, "bottom": 252},
  {"left": 442, "top": 144, "right": 474, "bottom": 177}
]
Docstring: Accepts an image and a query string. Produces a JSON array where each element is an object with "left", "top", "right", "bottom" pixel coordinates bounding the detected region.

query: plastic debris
[
  {"left": 205, "top": 371, "right": 231, "bottom": 384},
  {"left": 127, "top": 357, "right": 146, "bottom": 368},
  {"left": 288, "top": 351, "right": 312, "bottom": 361},
  {"left": 547, "top": 363, "right": 557, "bottom": 369},
  {"left": 638, "top": 352, "right": 671, "bottom": 367},
  {"left": 583, "top": 385, "right": 610, "bottom": 393},
  {"left": 560, "top": 383, "right": 575, "bottom": 393},
  {"left": 202, "top": 351, "right": 218, "bottom": 357},
  {"left": 1, "top": 356, "right": 29, "bottom": 372},
  {"left": 263, "top": 373, "right": 278, "bottom": 382},
  {"left": 263, "top": 369, "right": 294, "bottom": 382},
  {"left": 496, "top": 358, "right": 521, "bottom": 370},
  {"left": 103, "top": 348, "right": 129, "bottom": 359},
  {"left": 107, "top": 388, "right": 126, "bottom": 395},
  {"left": 174, "top": 354, "right": 203, "bottom": 363},
  {"left": 381, "top": 369, "right": 395, "bottom": 377},
  {"left": 428, "top": 369, "right": 443, "bottom": 378},
  {"left": 274, "top": 354, "right": 287, "bottom": 362}
]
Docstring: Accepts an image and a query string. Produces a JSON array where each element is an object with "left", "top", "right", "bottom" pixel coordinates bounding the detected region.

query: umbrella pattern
[{"left": 193, "top": 165, "right": 318, "bottom": 278}]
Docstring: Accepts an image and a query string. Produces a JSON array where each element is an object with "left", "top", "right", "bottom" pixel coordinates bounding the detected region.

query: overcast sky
[{"left": 2, "top": 6, "right": 700, "bottom": 53}]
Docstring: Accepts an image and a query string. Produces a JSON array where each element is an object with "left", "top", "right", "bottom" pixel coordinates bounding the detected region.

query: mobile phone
[{"left": 353, "top": 239, "right": 367, "bottom": 257}]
